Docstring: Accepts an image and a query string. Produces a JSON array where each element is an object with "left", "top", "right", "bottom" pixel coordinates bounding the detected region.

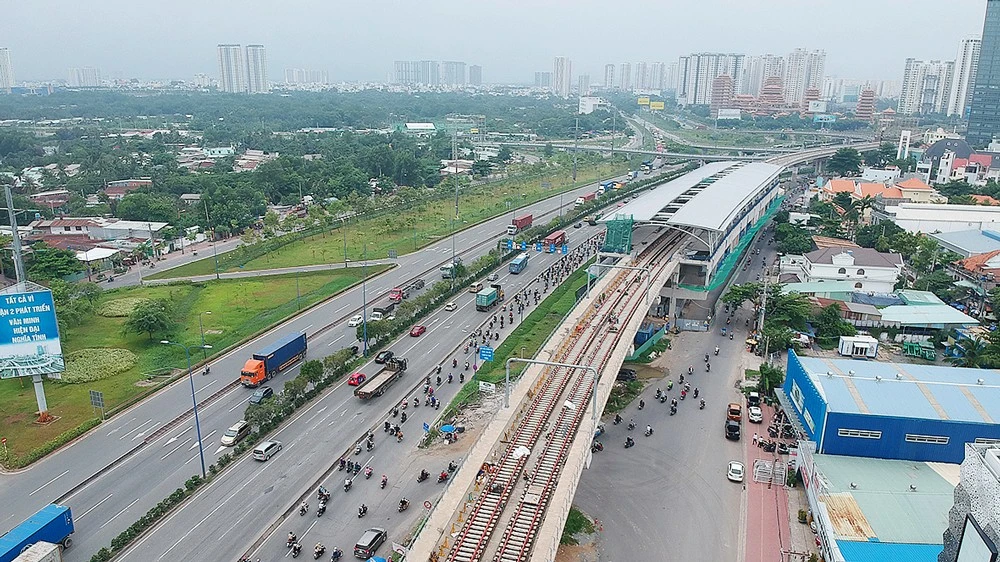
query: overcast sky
[{"left": 2, "top": 0, "right": 989, "bottom": 84}]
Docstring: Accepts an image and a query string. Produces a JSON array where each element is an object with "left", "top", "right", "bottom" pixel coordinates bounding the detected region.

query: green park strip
[
  {"left": 147, "top": 160, "right": 627, "bottom": 280},
  {"left": 0, "top": 266, "right": 390, "bottom": 467},
  {"left": 439, "top": 257, "right": 595, "bottom": 423}
]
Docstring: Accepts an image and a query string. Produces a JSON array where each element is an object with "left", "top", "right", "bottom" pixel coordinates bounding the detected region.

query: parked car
[
  {"left": 727, "top": 461, "right": 745, "bottom": 482},
  {"left": 410, "top": 325, "right": 427, "bottom": 337},
  {"left": 249, "top": 386, "right": 273, "bottom": 404},
  {"left": 348, "top": 372, "right": 367, "bottom": 386},
  {"left": 748, "top": 406, "right": 763, "bottom": 423},
  {"left": 375, "top": 351, "right": 394, "bottom": 364},
  {"left": 348, "top": 314, "right": 364, "bottom": 327},
  {"left": 616, "top": 368, "right": 637, "bottom": 382},
  {"left": 727, "top": 402, "right": 742, "bottom": 422},
  {"left": 445, "top": 302, "right": 458, "bottom": 312},
  {"left": 725, "top": 420, "right": 741, "bottom": 441}
]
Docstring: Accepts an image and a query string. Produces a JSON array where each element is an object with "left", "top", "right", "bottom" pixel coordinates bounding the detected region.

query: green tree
[
  {"left": 471, "top": 160, "right": 493, "bottom": 177},
  {"left": 758, "top": 363, "right": 786, "bottom": 396},
  {"left": 116, "top": 192, "right": 179, "bottom": 223},
  {"left": 123, "top": 299, "right": 173, "bottom": 340},
  {"left": 27, "top": 243, "right": 84, "bottom": 281},
  {"left": 543, "top": 143, "right": 554, "bottom": 157},
  {"left": 284, "top": 376, "right": 307, "bottom": 400},
  {"left": 812, "top": 304, "right": 857, "bottom": 346},
  {"left": 826, "top": 148, "right": 862, "bottom": 177},
  {"left": 300, "top": 359, "right": 324, "bottom": 386},
  {"left": 948, "top": 337, "right": 990, "bottom": 368}
]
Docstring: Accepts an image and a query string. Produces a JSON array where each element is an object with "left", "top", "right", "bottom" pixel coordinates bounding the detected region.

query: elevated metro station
[{"left": 599, "top": 161, "right": 784, "bottom": 328}]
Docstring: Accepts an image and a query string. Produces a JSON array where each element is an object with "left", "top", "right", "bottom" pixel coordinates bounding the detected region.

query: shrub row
[{"left": 0, "top": 418, "right": 102, "bottom": 470}]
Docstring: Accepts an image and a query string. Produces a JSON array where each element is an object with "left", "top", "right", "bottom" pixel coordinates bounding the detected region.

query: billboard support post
[{"left": 32, "top": 374, "right": 48, "bottom": 414}]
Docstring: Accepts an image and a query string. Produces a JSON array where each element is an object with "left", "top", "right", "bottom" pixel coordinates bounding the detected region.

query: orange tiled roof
[
  {"left": 957, "top": 249, "right": 1000, "bottom": 273},
  {"left": 970, "top": 153, "right": 993, "bottom": 168},
  {"left": 972, "top": 194, "right": 1000, "bottom": 205},
  {"left": 858, "top": 182, "right": 888, "bottom": 198},
  {"left": 896, "top": 177, "right": 933, "bottom": 190},
  {"left": 824, "top": 179, "right": 856, "bottom": 194}
]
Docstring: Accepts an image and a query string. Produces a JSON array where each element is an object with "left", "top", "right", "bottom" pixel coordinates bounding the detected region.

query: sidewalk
[{"left": 744, "top": 402, "right": 792, "bottom": 562}]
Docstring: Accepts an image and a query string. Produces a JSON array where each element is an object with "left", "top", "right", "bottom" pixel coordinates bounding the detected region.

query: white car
[
  {"left": 487, "top": 273, "right": 499, "bottom": 281},
  {"left": 748, "top": 406, "right": 763, "bottom": 424},
  {"left": 347, "top": 314, "right": 364, "bottom": 327},
  {"left": 445, "top": 302, "right": 457, "bottom": 312},
  {"left": 727, "top": 461, "right": 745, "bottom": 483}
]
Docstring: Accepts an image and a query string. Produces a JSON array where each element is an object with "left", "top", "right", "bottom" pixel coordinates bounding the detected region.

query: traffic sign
[
  {"left": 423, "top": 422, "right": 430, "bottom": 432},
  {"left": 535, "top": 242, "right": 543, "bottom": 252},
  {"left": 520, "top": 241, "right": 527, "bottom": 251},
  {"left": 506, "top": 239, "right": 513, "bottom": 250},
  {"left": 479, "top": 381, "right": 497, "bottom": 394},
  {"left": 388, "top": 249, "right": 398, "bottom": 259},
  {"left": 479, "top": 346, "right": 494, "bottom": 361},
  {"left": 561, "top": 244, "right": 568, "bottom": 254},
  {"left": 549, "top": 244, "right": 556, "bottom": 253}
]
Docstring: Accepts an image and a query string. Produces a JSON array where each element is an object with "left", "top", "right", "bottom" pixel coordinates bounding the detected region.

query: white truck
[{"left": 14, "top": 541, "right": 62, "bottom": 562}]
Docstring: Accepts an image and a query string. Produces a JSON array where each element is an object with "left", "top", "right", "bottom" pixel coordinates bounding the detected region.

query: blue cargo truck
[
  {"left": 0, "top": 504, "right": 74, "bottom": 562},
  {"left": 240, "top": 333, "right": 308, "bottom": 387}
]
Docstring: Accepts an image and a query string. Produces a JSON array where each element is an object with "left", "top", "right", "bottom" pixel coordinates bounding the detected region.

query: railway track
[{"left": 444, "top": 232, "right": 683, "bottom": 562}]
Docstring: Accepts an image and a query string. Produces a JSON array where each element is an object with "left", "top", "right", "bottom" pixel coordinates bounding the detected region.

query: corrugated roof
[
  {"left": 878, "top": 304, "right": 978, "bottom": 327},
  {"left": 782, "top": 280, "right": 860, "bottom": 295},
  {"left": 897, "top": 290, "right": 944, "bottom": 306},
  {"left": 798, "top": 354, "right": 999, "bottom": 422},
  {"left": 814, "top": 453, "right": 954, "bottom": 545},
  {"left": 667, "top": 162, "right": 783, "bottom": 232},
  {"left": 836, "top": 541, "right": 942, "bottom": 562},
  {"left": 929, "top": 229, "right": 1000, "bottom": 257},
  {"left": 598, "top": 161, "right": 737, "bottom": 223},
  {"left": 804, "top": 247, "right": 903, "bottom": 268}
]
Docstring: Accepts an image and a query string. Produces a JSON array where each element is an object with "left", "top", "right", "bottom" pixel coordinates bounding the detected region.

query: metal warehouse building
[{"left": 778, "top": 350, "right": 1000, "bottom": 463}]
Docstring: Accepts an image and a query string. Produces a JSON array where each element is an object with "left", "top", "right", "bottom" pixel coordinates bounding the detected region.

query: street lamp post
[
  {"left": 198, "top": 311, "right": 212, "bottom": 360},
  {"left": 204, "top": 199, "right": 220, "bottom": 280},
  {"left": 362, "top": 242, "right": 369, "bottom": 357},
  {"left": 342, "top": 217, "right": 349, "bottom": 269},
  {"left": 160, "top": 341, "right": 213, "bottom": 479}
]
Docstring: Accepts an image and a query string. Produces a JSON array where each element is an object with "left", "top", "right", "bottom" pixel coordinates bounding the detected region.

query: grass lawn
[
  {"left": 148, "top": 161, "right": 626, "bottom": 280},
  {"left": 0, "top": 266, "right": 390, "bottom": 462}
]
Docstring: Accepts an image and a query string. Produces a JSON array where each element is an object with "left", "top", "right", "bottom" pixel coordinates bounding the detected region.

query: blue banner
[
  {"left": 0, "top": 290, "right": 64, "bottom": 379},
  {"left": 479, "top": 346, "right": 494, "bottom": 362}
]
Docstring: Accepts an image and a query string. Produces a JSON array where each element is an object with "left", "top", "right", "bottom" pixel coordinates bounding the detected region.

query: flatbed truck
[{"left": 354, "top": 357, "right": 407, "bottom": 399}]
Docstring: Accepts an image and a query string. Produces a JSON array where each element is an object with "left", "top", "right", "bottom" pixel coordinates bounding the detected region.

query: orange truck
[{"left": 240, "top": 333, "right": 308, "bottom": 387}]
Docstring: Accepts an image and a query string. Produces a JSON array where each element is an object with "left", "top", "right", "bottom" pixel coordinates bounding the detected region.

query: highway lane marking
[
  {"left": 161, "top": 438, "right": 193, "bottom": 460},
  {"left": 327, "top": 334, "right": 345, "bottom": 346},
  {"left": 303, "top": 324, "right": 314, "bottom": 332},
  {"left": 164, "top": 426, "right": 192, "bottom": 445},
  {"left": 100, "top": 497, "right": 141, "bottom": 529},
  {"left": 228, "top": 399, "right": 247, "bottom": 413},
  {"left": 132, "top": 422, "right": 159, "bottom": 441},
  {"left": 190, "top": 430, "right": 216, "bottom": 449},
  {"left": 217, "top": 507, "right": 255, "bottom": 543},
  {"left": 28, "top": 470, "right": 69, "bottom": 496},
  {"left": 306, "top": 406, "right": 328, "bottom": 424},
  {"left": 119, "top": 418, "right": 155, "bottom": 440},
  {"left": 106, "top": 416, "right": 136, "bottom": 436},
  {"left": 195, "top": 380, "right": 217, "bottom": 394},
  {"left": 77, "top": 493, "right": 114, "bottom": 520}
]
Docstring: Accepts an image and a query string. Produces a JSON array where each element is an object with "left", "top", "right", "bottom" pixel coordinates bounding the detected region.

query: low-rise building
[
  {"left": 875, "top": 202, "right": 1000, "bottom": 234},
  {"left": 103, "top": 179, "right": 152, "bottom": 200},
  {"left": 28, "top": 217, "right": 170, "bottom": 241},
  {"left": 780, "top": 246, "right": 902, "bottom": 293}
]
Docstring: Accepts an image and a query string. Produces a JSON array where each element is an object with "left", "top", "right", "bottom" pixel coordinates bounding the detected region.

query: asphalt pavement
[
  {"left": 0, "top": 166, "right": 677, "bottom": 560},
  {"left": 573, "top": 224, "right": 782, "bottom": 562}
]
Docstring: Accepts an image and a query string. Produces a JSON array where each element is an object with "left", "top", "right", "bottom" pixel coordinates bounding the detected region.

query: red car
[
  {"left": 409, "top": 325, "right": 427, "bottom": 337},
  {"left": 348, "top": 372, "right": 367, "bottom": 386}
]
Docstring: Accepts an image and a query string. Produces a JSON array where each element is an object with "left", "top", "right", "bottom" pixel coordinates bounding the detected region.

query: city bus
[{"left": 509, "top": 252, "right": 529, "bottom": 274}]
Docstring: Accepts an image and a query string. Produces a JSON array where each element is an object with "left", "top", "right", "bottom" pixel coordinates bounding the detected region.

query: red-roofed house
[{"left": 971, "top": 195, "right": 1000, "bottom": 206}]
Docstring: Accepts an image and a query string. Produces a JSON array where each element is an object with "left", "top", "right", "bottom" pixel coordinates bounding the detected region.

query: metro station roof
[
  {"left": 668, "top": 162, "right": 783, "bottom": 232},
  {"left": 600, "top": 162, "right": 737, "bottom": 223},
  {"left": 599, "top": 161, "right": 783, "bottom": 233}
]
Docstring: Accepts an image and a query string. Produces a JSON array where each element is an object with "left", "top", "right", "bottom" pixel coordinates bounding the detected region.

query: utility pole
[
  {"left": 451, "top": 130, "right": 459, "bottom": 289},
  {"left": 611, "top": 110, "right": 616, "bottom": 159},
  {"left": 4, "top": 184, "right": 26, "bottom": 289},
  {"left": 572, "top": 117, "right": 579, "bottom": 182}
]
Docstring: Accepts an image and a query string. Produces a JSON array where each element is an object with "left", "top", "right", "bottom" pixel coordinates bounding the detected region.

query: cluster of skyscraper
[
  {"left": 216, "top": 44, "right": 268, "bottom": 94},
  {"left": 0, "top": 48, "right": 13, "bottom": 93},
  {"left": 897, "top": 38, "right": 981, "bottom": 117},
  {"left": 283, "top": 69, "right": 329, "bottom": 85},
  {"left": 669, "top": 49, "right": 825, "bottom": 107},
  {"left": 392, "top": 61, "right": 482, "bottom": 87}
]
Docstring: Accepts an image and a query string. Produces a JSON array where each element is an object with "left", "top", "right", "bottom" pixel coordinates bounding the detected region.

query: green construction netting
[
  {"left": 602, "top": 216, "right": 634, "bottom": 254},
  {"left": 679, "top": 195, "right": 785, "bottom": 293}
]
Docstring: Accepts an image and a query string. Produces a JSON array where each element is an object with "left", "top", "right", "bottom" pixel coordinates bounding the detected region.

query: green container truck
[{"left": 475, "top": 287, "right": 499, "bottom": 311}]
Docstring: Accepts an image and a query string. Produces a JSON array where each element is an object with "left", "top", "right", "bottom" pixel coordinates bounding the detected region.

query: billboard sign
[
  {"left": 637, "top": 97, "right": 650, "bottom": 106},
  {"left": 716, "top": 108, "right": 741, "bottom": 120},
  {"left": 649, "top": 101, "right": 665, "bottom": 110},
  {"left": 807, "top": 100, "right": 828, "bottom": 113},
  {"left": 813, "top": 114, "right": 837, "bottom": 123},
  {"left": 0, "top": 290, "right": 64, "bottom": 379}
]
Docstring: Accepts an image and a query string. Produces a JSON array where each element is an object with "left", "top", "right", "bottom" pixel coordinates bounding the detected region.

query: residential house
[{"left": 779, "top": 246, "right": 903, "bottom": 293}]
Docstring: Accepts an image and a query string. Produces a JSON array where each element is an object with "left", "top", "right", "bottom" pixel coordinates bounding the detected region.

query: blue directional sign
[
  {"left": 506, "top": 239, "right": 513, "bottom": 250},
  {"left": 423, "top": 422, "right": 430, "bottom": 432},
  {"left": 548, "top": 244, "right": 556, "bottom": 253},
  {"left": 520, "top": 241, "right": 528, "bottom": 251},
  {"left": 561, "top": 244, "right": 568, "bottom": 254},
  {"left": 0, "top": 290, "right": 64, "bottom": 379},
  {"left": 535, "top": 242, "right": 543, "bottom": 252},
  {"left": 479, "top": 346, "right": 494, "bottom": 362}
]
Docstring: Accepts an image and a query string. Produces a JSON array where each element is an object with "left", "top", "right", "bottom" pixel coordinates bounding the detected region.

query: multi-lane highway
[{"left": 0, "top": 165, "right": 678, "bottom": 561}]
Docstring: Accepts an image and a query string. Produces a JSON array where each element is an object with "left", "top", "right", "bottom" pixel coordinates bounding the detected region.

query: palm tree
[{"left": 948, "top": 337, "right": 990, "bottom": 368}]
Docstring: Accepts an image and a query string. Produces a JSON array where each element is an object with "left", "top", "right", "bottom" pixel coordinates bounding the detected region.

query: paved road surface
[
  {"left": 0, "top": 166, "right": 679, "bottom": 559},
  {"left": 110, "top": 233, "right": 605, "bottom": 562},
  {"left": 573, "top": 224, "right": 781, "bottom": 562}
]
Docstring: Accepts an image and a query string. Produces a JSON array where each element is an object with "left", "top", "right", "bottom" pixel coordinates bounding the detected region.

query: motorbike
[
  {"left": 627, "top": 421, "right": 636, "bottom": 431},
  {"left": 436, "top": 375, "right": 442, "bottom": 386},
  {"left": 317, "top": 487, "right": 329, "bottom": 501},
  {"left": 667, "top": 380, "right": 674, "bottom": 391},
  {"left": 706, "top": 363, "right": 711, "bottom": 372},
  {"left": 452, "top": 358, "right": 458, "bottom": 368},
  {"left": 366, "top": 441, "right": 374, "bottom": 452},
  {"left": 699, "top": 399, "right": 706, "bottom": 410},
  {"left": 777, "top": 442, "right": 790, "bottom": 455},
  {"left": 413, "top": 397, "right": 419, "bottom": 408},
  {"left": 381, "top": 475, "right": 388, "bottom": 489},
  {"left": 694, "top": 388, "right": 699, "bottom": 398},
  {"left": 436, "top": 365, "right": 442, "bottom": 374},
  {"left": 288, "top": 536, "right": 298, "bottom": 549},
  {"left": 680, "top": 390, "right": 686, "bottom": 400},
  {"left": 401, "top": 412, "right": 408, "bottom": 423},
  {"left": 448, "top": 374, "right": 454, "bottom": 384},
  {"left": 438, "top": 472, "right": 449, "bottom": 483},
  {"left": 448, "top": 461, "right": 457, "bottom": 473},
  {"left": 729, "top": 333, "right": 734, "bottom": 340},
  {"left": 670, "top": 406, "right": 676, "bottom": 416},
  {"left": 464, "top": 362, "right": 470, "bottom": 371},
  {"left": 705, "top": 354, "right": 709, "bottom": 363},
  {"left": 353, "top": 464, "right": 360, "bottom": 475},
  {"left": 317, "top": 501, "right": 326, "bottom": 517},
  {"left": 313, "top": 544, "right": 325, "bottom": 560},
  {"left": 299, "top": 503, "right": 308, "bottom": 516},
  {"left": 398, "top": 499, "right": 410, "bottom": 512},
  {"left": 358, "top": 504, "right": 368, "bottom": 518},
  {"left": 659, "top": 394, "right": 667, "bottom": 404},
  {"left": 354, "top": 444, "right": 362, "bottom": 455},
  {"left": 291, "top": 543, "right": 302, "bottom": 558},
  {"left": 391, "top": 407, "right": 398, "bottom": 418},
  {"left": 591, "top": 440, "right": 604, "bottom": 453},
  {"left": 331, "top": 547, "right": 343, "bottom": 561},
  {"left": 460, "top": 373, "right": 465, "bottom": 383},
  {"left": 624, "top": 437, "right": 635, "bottom": 449},
  {"left": 644, "top": 426, "right": 653, "bottom": 436},
  {"left": 344, "top": 478, "right": 352, "bottom": 492},
  {"left": 638, "top": 400, "right": 645, "bottom": 410},
  {"left": 654, "top": 389, "right": 662, "bottom": 400},
  {"left": 613, "top": 414, "right": 622, "bottom": 425},
  {"left": 714, "top": 347, "right": 719, "bottom": 356},
  {"left": 417, "top": 470, "right": 429, "bottom": 483},
  {"left": 364, "top": 467, "right": 373, "bottom": 479},
  {"left": 384, "top": 421, "right": 391, "bottom": 433},
  {"left": 338, "top": 458, "right": 346, "bottom": 471}
]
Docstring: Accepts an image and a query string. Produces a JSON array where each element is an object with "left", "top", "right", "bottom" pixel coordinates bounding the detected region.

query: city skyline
[{"left": 0, "top": 0, "right": 988, "bottom": 84}]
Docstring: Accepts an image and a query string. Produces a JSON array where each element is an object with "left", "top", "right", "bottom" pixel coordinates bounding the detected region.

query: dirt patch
[
  {"left": 423, "top": 391, "right": 505, "bottom": 460},
  {"left": 556, "top": 542, "right": 599, "bottom": 562}
]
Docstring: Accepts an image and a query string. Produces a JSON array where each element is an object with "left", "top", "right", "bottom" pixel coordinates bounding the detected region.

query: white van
[{"left": 253, "top": 440, "right": 282, "bottom": 461}]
